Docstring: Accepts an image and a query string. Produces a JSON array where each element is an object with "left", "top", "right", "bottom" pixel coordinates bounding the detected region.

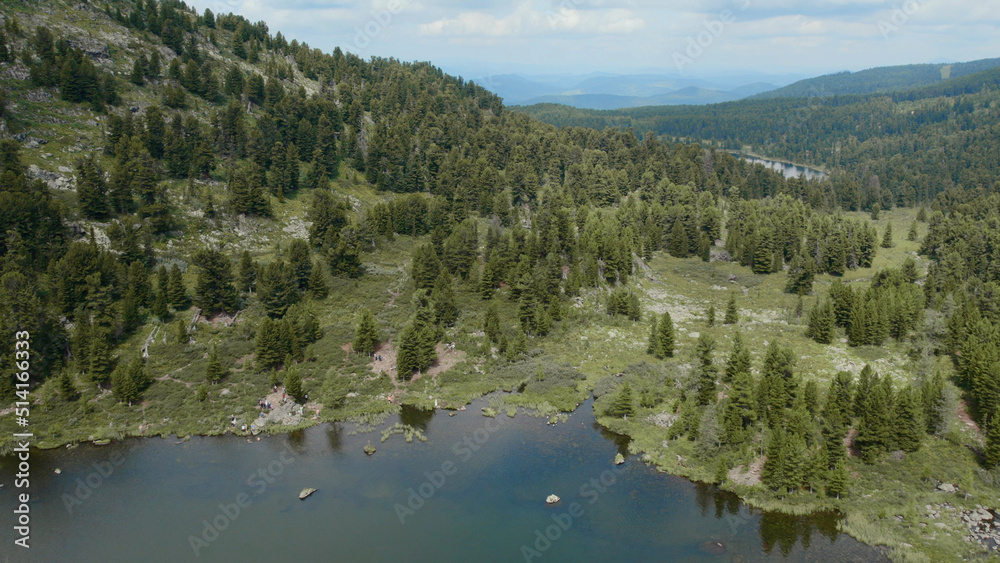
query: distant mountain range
[
  {"left": 471, "top": 72, "right": 799, "bottom": 109},
  {"left": 751, "top": 57, "right": 1000, "bottom": 99},
  {"left": 476, "top": 57, "right": 1000, "bottom": 111}
]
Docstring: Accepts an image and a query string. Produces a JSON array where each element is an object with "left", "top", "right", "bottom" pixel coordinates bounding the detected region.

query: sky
[{"left": 183, "top": 0, "right": 1000, "bottom": 80}]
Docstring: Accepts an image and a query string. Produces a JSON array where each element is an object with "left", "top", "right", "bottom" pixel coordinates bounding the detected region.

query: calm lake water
[
  {"left": 0, "top": 398, "right": 883, "bottom": 562},
  {"left": 741, "top": 156, "right": 828, "bottom": 181}
]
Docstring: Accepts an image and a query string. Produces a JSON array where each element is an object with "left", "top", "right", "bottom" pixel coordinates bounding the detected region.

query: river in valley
[
  {"left": 0, "top": 397, "right": 883, "bottom": 562},
  {"left": 740, "top": 156, "right": 828, "bottom": 181}
]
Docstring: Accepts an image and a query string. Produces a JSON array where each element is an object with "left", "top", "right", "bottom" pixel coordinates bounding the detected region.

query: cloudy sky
[{"left": 185, "top": 0, "right": 1000, "bottom": 79}]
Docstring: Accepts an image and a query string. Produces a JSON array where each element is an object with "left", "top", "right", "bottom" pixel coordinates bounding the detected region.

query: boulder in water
[
  {"left": 546, "top": 494, "right": 560, "bottom": 504},
  {"left": 614, "top": 453, "right": 625, "bottom": 465},
  {"left": 299, "top": 488, "right": 317, "bottom": 500}
]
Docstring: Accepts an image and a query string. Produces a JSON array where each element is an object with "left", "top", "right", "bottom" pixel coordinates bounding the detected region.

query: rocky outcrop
[
  {"left": 545, "top": 494, "right": 560, "bottom": 504},
  {"left": 298, "top": 488, "right": 317, "bottom": 500}
]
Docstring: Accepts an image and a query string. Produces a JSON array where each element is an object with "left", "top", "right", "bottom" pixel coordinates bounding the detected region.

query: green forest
[{"left": 2, "top": 0, "right": 1000, "bottom": 560}]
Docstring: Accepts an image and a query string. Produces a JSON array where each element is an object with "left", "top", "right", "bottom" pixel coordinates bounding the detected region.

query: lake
[
  {"left": 0, "top": 397, "right": 883, "bottom": 562},
  {"left": 741, "top": 156, "right": 828, "bottom": 181}
]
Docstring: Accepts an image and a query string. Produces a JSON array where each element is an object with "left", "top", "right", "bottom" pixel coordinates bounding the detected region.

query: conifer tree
[
  {"left": 706, "top": 304, "right": 716, "bottom": 327},
  {"left": 237, "top": 250, "right": 257, "bottom": 294},
  {"left": 58, "top": 371, "right": 78, "bottom": 401},
  {"left": 257, "top": 260, "right": 297, "bottom": 318},
  {"left": 892, "top": 386, "right": 923, "bottom": 452},
  {"left": 907, "top": 221, "right": 918, "bottom": 241},
  {"left": 986, "top": 412, "right": 1000, "bottom": 468},
  {"left": 167, "top": 264, "right": 188, "bottom": 308},
  {"left": 88, "top": 329, "right": 112, "bottom": 383},
  {"left": 76, "top": 155, "right": 109, "bottom": 219},
  {"left": 762, "top": 428, "right": 787, "bottom": 492},
  {"left": 723, "top": 369, "right": 756, "bottom": 443},
  {"left": 284, "top": 367, "right": 305, "bottom": 403},
  {"left": 484, "top": 303, "right": 501, "bottom": 344},
  {"left": 411, "top": 243, "right": 440, "bottom": 290},
  {"left": 785, "top": 251, "right": 815, "bottom": 295},
  {"left": 724, "top": 293, "right": 738, "bottom": 325},
  {"left": 881, "top": 223, "right": 894, "bottom": 249},
  {"left": 206, "top": 344, "right": 225, "bottom": 384},
  {"left": 827, "top": 460, "right": 848, "bottom": 498},
  {"left": 175, "top": 318, "right": 188, "bottom": 345},
  {"left": 350, "top": 308, "right": 379, "bottom": 357},
  {"left": 646, "top": 315, "right": 658, "bottom": 355},
  {"left": 669, "top": 220, "right": 689, "bottom": 258},
  {"left": 432, "top": 272, "right": 458, "bottom": 327},
  {"left": 806, "top": 299, "right": 835, "bottom": 345},
  {"left": 607, "top": 382, "right": 635, "bottom": 418},
  {"left": 397, "top": 293, "right": 438, "bottom": 379},
  {"left": 695, "top": 333, "right": 718, "bottom": 405},
  {"left": 255, "top": 318, "right": 282, "bottom": 369},
  {"left": 724, "top": 331, "right": 752, "bottom": 382},
  {"left": 307, "top": 263, "right": 328, "bottom": 300},
  {"left": 192, "top": 248, "right": 237, "bottom": 313},
  {"left": 288, "top": 239, "right": 312, "bottom": 290},
  {"left": 655, "top": 311, "right": 674, "bottom": 359}
]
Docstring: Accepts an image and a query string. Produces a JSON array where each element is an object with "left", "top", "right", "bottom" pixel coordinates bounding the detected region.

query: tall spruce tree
[
  {"left": 655, "top": 311, "right": 674, "bottom": 359},
  {"left": 353, "top": 308, "right": 379, "bottom": 356},
  {"left": 724, "top": 293, "right": 738, "bottom": 325},
  {"left": 205, "top": 344, "right": 225, "bottom": 384}
]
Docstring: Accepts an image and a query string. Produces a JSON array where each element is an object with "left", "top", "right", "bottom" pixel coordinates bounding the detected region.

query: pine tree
[
  {"left": 175, "top": 318, "right": 188, "bottom": 345},
  {"left": 607, "top": 382, "right": 635, "bottom": 418},
  {"left": 255, "top": 318, "right": 282, "bottom": 369},
  {"left": 986, "top": 412, "right": 1000, "bottom": 468},
  {"left": 396, "top": 294, "right": 438, "bottom": 379},
  {"left": 411, "top": 243, "right": 440, "bottom": 290},
  {"left": 152, "top": 287, "right": 169, "bottom": 320},
  {"left": 646, "top": 315, "right": 658, "bottom": 355},
  {"left": 762, "top": 428, "right": 787, "bottom": 492},
  {"left": 655, "top": 312, "right": 674, "bottom": 359},
  {"left": 284, "top": 367, "right": 305, "bottom": 403},
  {"left": 57, "top": 371, "right": 78, "bottom": 401},
  {"left": 706, "top": 304, "right": 716, "bottom": 327},
  {"left": 257, "top": 260, "right": 298, "bottom": 318},
  {"left": 353, "top": 308, "right": 379, "bottom": 356},
  {"left": 88, "top": 329, "right": 112, "bottom": 383},
  {"left": 892, "top": 385, "right": 923, "bottom": 452},
  {"left": 206, "top": 344, "right": 225, "bottom": 384},
  {"left": 806, "top": 446, "right": 828, "bottom": 494},
  {"left": 192, "top": 248, "right": 237, "bottom": 313},
  {"left": 669, "top": 220, "right": 689, "bottom": 258},
  {"left": 881, "top": 223, "right": 894, "bottom": 249},
  {"left": 307, "top": 263, "right": 328, "bottom": 299},
  {"left": 806, "top": 299, "right": 835, "bottom": 345},
  {"left": 785, "top": 251, "right": 815, "bottom": 295},
  {"left": 237, "top": 250, "right": 257, "bottom": 294},
  {"left": 724, "top": 293, "right": 738, "bottom": 325},
  {"left": 827, "top": 461, "right": 848, "bottom": 498},
  {"left": 76, "top": 155, "right": 109, "bottom": 219},
  {"left": 167, "top": 264, "right": 188, "bottom": 308},
  {"left": 907, "top": 221, "right": 918, "bottom": 241},
  {"left": 288, "top": 239, "right": 312, "bottom": 290},
  {"left": 725, "top": 331, "right": 752, "bottom": 382},
  {"left": 484, "top": 302, "right": 501, "bottom": 344},
  {"left": 695, "top": 333, "right": 717, "bottom": 405},
  {"left": 723, "top": 369, "right": 756, "bottom": 444}
]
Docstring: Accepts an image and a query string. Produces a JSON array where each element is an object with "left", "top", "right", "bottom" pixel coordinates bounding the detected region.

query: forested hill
[
  {"left": 0, "top": 0, "right": 801, "bottom": 406},
  {"left": 751, "top": 57, "right": 1000, "bottom": 99},
  {"left": 518, "top": 64, "right": 1000, "bottom": 211}
]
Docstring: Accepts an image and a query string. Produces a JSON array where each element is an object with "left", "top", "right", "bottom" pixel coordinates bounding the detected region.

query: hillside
[
  {"left": 1, "top": 2, "right": 1000, "bottom": 561},
  {"left": 518, "top": 65, "right": 1000, "bottom": 210},
  {"left": 752, "top": 57, "right": 1000, "bottom": 99}
]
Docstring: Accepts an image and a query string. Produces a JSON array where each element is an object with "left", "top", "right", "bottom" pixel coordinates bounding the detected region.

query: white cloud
[{"left": 419, "top": 3, "right": 644, "bottom": 36}]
